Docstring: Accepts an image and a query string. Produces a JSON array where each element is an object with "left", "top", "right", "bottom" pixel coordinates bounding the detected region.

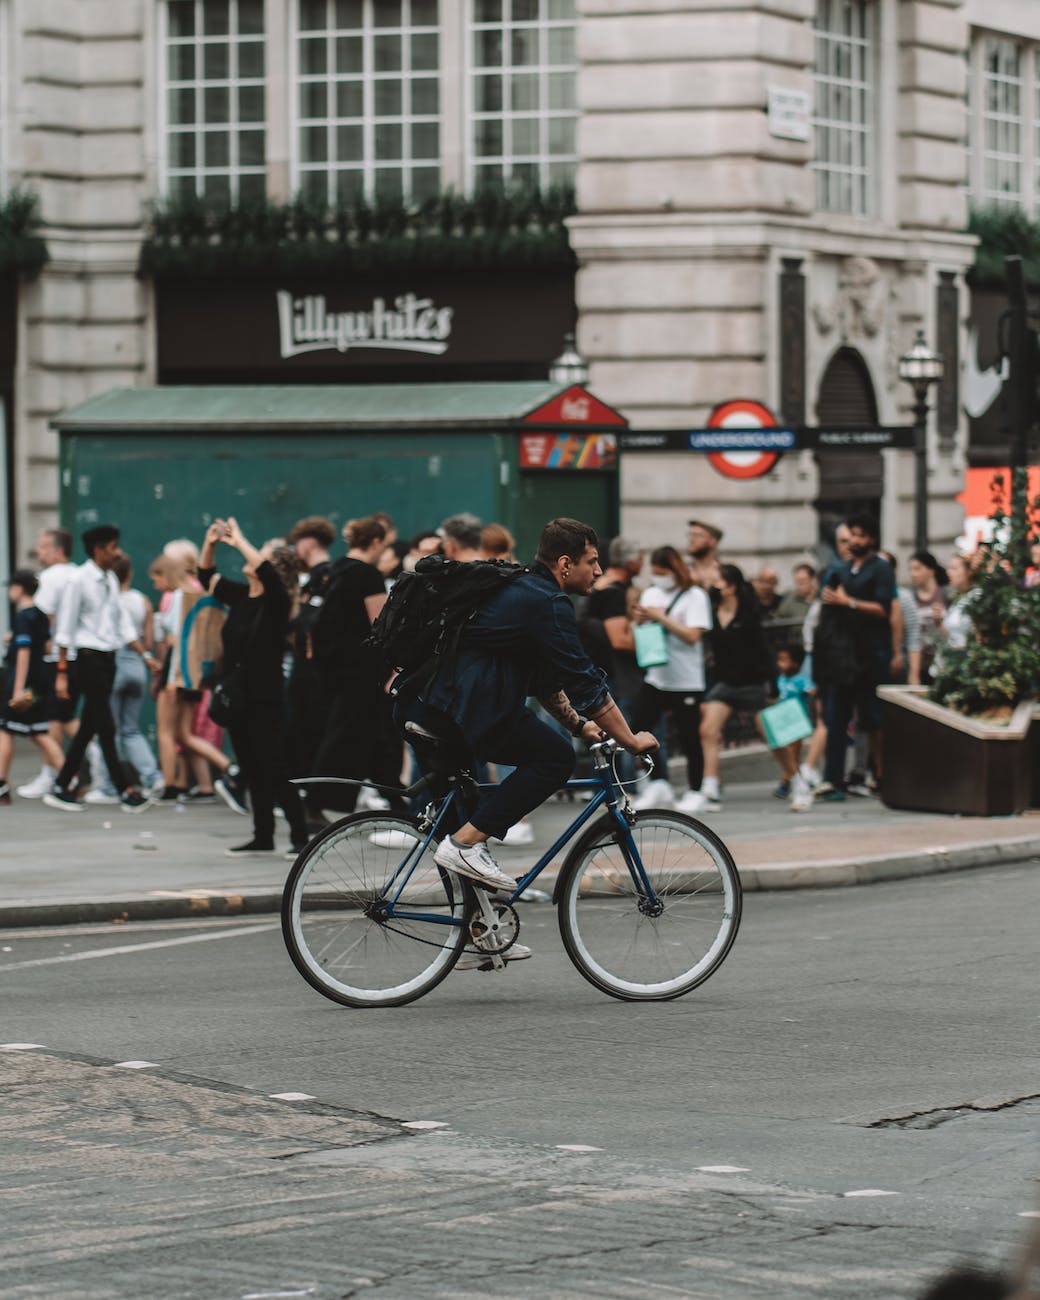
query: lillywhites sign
[{"left": 276, "top": 289, "right": 454, "bottom": 359}]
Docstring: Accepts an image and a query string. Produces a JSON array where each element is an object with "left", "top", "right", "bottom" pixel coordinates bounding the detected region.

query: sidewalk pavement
[{"left": 1, "top": 748, "right": 1038, "bottom": 927}]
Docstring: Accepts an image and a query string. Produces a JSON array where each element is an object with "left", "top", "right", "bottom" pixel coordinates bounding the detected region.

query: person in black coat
[{"left": 199, "top": 518, "right": 308, "bottom": 858}]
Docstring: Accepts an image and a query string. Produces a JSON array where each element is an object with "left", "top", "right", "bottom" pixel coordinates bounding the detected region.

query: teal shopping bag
[
  {"left": 633, "top": 622, "right": 669, "bottom": 668},
  {"left": 758, "top": 697, "right": 813, "bottom": 749}
]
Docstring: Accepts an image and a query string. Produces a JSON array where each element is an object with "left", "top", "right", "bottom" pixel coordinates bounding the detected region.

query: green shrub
[
  {"left": 0, "top": 190, "right": 49, "bottom": 278},
  {"left": 139, "top": 184, "right": 577, "bottom": 278},
  {"left": 929, "top": 469, "right": 1040, "bottom": 716}
]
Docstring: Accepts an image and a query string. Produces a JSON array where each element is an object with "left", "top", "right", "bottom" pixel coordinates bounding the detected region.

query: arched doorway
[{"left": 815, "top": 346, "right": 883, "bottom": 554}]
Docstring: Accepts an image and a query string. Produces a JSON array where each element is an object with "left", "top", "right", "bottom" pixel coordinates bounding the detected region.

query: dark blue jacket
[{"left": 424, "top": 562, "right": 609, "bottom": 745}]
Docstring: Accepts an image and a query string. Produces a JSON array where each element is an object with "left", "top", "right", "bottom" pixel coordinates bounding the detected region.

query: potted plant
[{"left": 879, "top": 470, "right": 1040, "bottom": 816}]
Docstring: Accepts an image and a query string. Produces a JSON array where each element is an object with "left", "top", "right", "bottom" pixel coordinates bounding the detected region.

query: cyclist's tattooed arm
[{"left": 539, "top": 689, "right": 583, "bottom": 735}]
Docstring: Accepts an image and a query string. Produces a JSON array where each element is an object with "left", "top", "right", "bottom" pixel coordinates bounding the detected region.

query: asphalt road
[{"left": 3, "top": 863, "right": 1038, "bottom": 1299}]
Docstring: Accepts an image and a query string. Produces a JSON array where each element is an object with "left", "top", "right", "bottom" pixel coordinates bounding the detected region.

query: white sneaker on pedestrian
[
  {"left": 368, "top": 828, "right": 416, "bottom": 849},
  {"left": 84, "top": 789, "right": 120, "bottom": 805},
  {"left": 798, "top": 763, "right": 821, "bottom": 790},
  {"left": 17, "top": 767, "right": 56, "bottom": 799},
  {"left": 629, "top": 779, "right": 674, "bottom": 811},
  {"left": 456, "top": 942, "right": 533, "bottom": 972},
  {"left": 433, "top": 836, "right": 517, "bottom": 892},
  {"left": 358, "top": 785, "right": 391, "bottom": 811},
  {"left": 673, "top": 789, "right": 722, "bottom": 814},
  {"left": 498, "top": 819, "right": 534, "bottom": 847},
  {"left": 789, "top": 773, "right": 813, "bottom": 813}
]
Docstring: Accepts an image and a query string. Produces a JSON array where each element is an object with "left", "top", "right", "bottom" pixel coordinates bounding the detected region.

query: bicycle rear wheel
[
  {"left": 557, "top": 810, "right": 741, "bottom": 1002},
  {"left": 282, "top": 813, "right": 468, "bottom": 1008}
]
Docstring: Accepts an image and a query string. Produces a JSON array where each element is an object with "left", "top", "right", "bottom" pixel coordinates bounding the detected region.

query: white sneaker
[
  {"left": 790, "top": 773, "right": 813, "bottom": 813},
  {"left": 84, "top": 789, "right": 120, "bottom": 805},
  {"left": 799, "top": 763, "right": 821, "bottom": 790},
  {"left": 17, "top": 768, "right": 56, "bottom": 799},
  {"left": 498, "top": 820, "right": 534, "bottom": 847},
  {"left": 368, "top": 828, "right": 416, "bottom": 849},
  {"left": 674, "top": 790, "right": 722, "bottom": 814},
  {"left": 358, "top": 786, "right": 391, "bottom": 811},
  {"left": 629, "top": 779, "right": 674, "bottom": 811},
  {"left": 433, "top": 837, "right": 517, "bottom": 892},
  {"left": 456, "top": 942, "right": 533, "bottom": 972}
]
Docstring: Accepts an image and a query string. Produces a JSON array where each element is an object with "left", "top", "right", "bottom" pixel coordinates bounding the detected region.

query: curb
[{"left": 2, "top": 834, "right": 1038, "bottom": 928}]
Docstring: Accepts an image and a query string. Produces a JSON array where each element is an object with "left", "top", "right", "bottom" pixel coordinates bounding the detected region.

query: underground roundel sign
[{"left": 703, "top": 400, "right": 784, "bottom": 480}]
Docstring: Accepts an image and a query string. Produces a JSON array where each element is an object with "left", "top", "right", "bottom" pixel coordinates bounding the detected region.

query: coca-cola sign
[{"left": 277, "top": 290, "right": 454, "bottom": 359}]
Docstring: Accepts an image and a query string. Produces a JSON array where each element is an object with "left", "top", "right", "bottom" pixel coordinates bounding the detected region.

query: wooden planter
[{"left": 878, "top": 686, "right": 1035, "bottom": 817}]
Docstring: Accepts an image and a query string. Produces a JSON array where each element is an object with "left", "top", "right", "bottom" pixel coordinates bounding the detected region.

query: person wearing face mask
[
  {"left": 629, "top": 545, "right": 714, "bottom": 812},
  {"left": 816, "top": 513, "right": 895, "bottom": 800}
]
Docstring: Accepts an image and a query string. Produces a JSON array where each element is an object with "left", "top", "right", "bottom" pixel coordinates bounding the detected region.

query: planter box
[{"left": 878, "top": 686, "right": 1034, "bottom": 817}]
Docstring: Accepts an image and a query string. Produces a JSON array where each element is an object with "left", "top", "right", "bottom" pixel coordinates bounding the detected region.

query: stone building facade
[{"left": 3, "top": 0, "right": 1040, "bottom": 578}]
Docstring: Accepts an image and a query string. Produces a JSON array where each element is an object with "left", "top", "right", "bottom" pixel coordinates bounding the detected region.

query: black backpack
[{"left": 365, "top": 553, "right": 526, "bottom": 693}]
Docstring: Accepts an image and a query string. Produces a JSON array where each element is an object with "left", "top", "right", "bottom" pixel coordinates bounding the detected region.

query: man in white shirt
[
  {"left": 16, "top": 528, "right": 80, "bottom": 798},
  {"left": 42, "top": 525, "right": 158, "bottom": 813}
]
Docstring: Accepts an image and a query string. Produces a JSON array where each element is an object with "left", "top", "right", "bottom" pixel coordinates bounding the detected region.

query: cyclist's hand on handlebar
[
  {"left": 626, "top": 731, "right": 660, "bottom": 755},
  {"left": 578, "top": 720, "right": 608, "bottom": 744}
]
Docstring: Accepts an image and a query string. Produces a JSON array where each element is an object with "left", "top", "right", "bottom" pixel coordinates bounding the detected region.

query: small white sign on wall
[{"left": 768, "top": 86, "right": 812, "bottom": 142}]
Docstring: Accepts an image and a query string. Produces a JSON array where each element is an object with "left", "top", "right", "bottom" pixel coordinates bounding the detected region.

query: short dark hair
[
  {"left": 536, "top": 518, "right": 598, "bottom": 567},
  {"left": 287, "top": 516, "right": 336, "bottom": 548},
  {"left": 43, "top": 528, "right": 73, "bottom": 560},
  {"left": 846, "top": 513, "right": 879, "bottom": 542},
  {"left": 777, "top": 643, "right": 806, "bottom": 668},
  {"left": 8, "top": 567, "right": 38, "bottom": 596},
  {"left": 440, "top": 512, "right": 483, "bottom": 551},
  {"left": 111, "top": 553, "right": 132, "bottom": 584},
  {"left": 82, "top": 524, "right": 120, "bottom": 557},
  {"left": 793, "top": 562, "right": 816, "bottom": 578}
]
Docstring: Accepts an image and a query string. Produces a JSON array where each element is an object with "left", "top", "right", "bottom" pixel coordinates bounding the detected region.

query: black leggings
[
  {"left": 228, "top": 700, "right": 307, "bottom": 846},
  {"left": 632, "top": 683, "right": 704, "bottom": 792}
]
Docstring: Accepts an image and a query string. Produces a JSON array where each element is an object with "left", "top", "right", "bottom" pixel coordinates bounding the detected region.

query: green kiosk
[{"left": 53, "top": 381, "right": 626, "bottom": 566}]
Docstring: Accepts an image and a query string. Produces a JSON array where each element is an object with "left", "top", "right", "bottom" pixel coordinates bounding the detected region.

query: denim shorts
[{"left": 705, "top": 680, "right": 769, "bottom": 711}]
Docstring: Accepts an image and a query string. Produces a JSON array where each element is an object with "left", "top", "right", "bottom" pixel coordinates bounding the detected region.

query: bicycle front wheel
[
  {"left": 282, "top": 813, "right": 468, "bottom": 1008},
  {"left": 557, "top": 811, "right": 741, "bottom": 1002}
]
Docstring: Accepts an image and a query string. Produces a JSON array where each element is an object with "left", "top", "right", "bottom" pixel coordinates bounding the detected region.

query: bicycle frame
[{"left": 381, "top": 745, "right": 657, "bottom": 929}]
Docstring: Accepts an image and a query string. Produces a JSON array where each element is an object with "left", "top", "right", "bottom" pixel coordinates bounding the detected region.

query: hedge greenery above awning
[
  {"left": 0, "top": 191, "right": 49, "bottom": 278},
  {"left": 139, "top": 185, "right": 577, "bottom": 279},
  {"left": 969, "top": 206, "right": 1040, "bottom": 288}
]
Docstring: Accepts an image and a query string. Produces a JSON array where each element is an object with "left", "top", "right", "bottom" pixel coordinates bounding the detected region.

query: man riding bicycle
[{"left": 397, "top": 517, "right": 658, "bottom": 906}]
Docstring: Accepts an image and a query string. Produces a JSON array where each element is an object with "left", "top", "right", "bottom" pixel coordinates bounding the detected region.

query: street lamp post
[
  {"left": 549, "top": 332, "right": 589, "bottom": 386},
  {"left": 898, "top": 330, "right": 945, "bottom": 553}
]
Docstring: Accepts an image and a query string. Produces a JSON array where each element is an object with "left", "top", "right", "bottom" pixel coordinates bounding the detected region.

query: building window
[
  {"left": 812, "top": 0, "right": 873, "bottom": 217},
  {"left": 162, "top": 0, "right": 267, "bottom": 204},
  {"left": 469, "top": 0, "right": 578, "bottom": 190},
  {"left": 295, "top": 0, "right": 441, "bottom": 205},
  {"left": 978, "top": 38, "right": 1023, "bottom": 208}
]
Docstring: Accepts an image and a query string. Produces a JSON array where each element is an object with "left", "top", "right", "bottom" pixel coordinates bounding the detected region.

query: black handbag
[{"left": 207, "top": 668, "right": 244, "bottom": 726}]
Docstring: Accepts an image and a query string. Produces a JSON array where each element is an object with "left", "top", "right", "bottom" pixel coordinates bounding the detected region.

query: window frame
[
  {"left": 967, "top": 30, "right": 1040, "bottom": 216},
  {"left": 158, "top": 0, "right": 268, "bottom": 205},
  {"left": 811, "top": 0, "right": 877, "bottom": 219},
  {"left": 289, "top": 0, "right": 443, "bottom": 207},
  {"left": 464, "top": 0, "right": 578, "bottom": 192}
]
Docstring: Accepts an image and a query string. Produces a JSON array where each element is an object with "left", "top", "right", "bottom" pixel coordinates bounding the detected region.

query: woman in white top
[
  {"left": 941, "top": 553, "right": 975, "bottom": 649},
  {"left": 630, "top": 545, "right": 713, "bottom": 812}
]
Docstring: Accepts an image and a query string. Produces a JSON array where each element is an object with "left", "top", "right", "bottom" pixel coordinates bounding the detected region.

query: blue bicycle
[{"left": 282, "top": 735, "right": 742, "bottom": 1008}]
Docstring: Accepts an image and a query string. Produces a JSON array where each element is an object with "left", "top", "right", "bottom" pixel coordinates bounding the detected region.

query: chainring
[{"left": 468, "top": 901, "right": 521, "bottom": 955}]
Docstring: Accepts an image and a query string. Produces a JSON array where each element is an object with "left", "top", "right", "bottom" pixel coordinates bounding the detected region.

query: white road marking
[
  {"left": 1, "top": 1042, "right": 46, "bottom": 1050},
  {"left": 114, "top": 1061, "right": 159, "bottom": 1070},
  {"left": 697, "top": 1165, "right": 750, "bottom": 1173},
  {"left": 555, "top": 1144, "right": 602, "bottom": 1152},
  {"left": 402, "top": 1120, "right": 449, "bottom": 1130},
  {"left": 842, "top": 1189, "right": 899, "bottom": 1198},
  {"left": 270, "top": 1093, "right": 316, "bottom": 1102},
  {"left": 1019, "top": 1211, "right": 1040, "bottom": 1218},
  {"left": 0, "top": 922, "right": 276, "bottom": 971}
]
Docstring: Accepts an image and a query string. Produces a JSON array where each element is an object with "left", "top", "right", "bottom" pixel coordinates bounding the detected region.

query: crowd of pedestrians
[{"left": 1, "top": 507, "right": 983, "bottom": 843}]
